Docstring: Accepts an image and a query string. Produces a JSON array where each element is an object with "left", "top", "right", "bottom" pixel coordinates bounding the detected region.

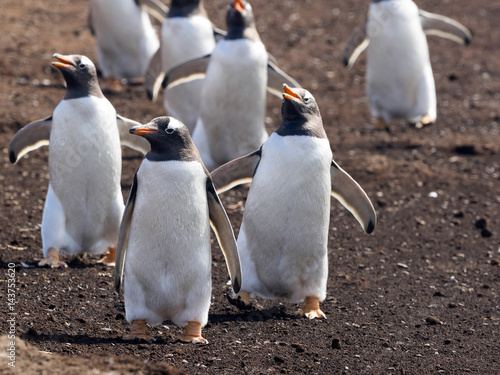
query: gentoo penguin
[
  {"left": 159, "top": 0, "right": 300, "bottom": 169},
  {"left": 115, "top": 116, "right": 241, "bottom": 343},
  {"left": 8, "top": 54, "right": 149, "bottom": 268},
  {"left": 89, "top": 0, "right": 167, "bottom": 92},
  {"left": 144, "top": 0, "right": 223, "bottom": 132},
  {"left": 211, "top": 85, "right": 376, "bottom": 318},
  {"left": 343, "top": 0, "right": 471, "bottom": 129}
]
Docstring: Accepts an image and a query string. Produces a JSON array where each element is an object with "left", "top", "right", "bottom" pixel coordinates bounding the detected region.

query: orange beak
[
  {"left": 283, "top": 84, "right": 302, "bottom": 101},
  {"left": 52, "top": 54, "right": 75, "bottom": 69},
  {"left": 233, "top": 0, "right": 245, "bottom": 12},
  {"left": 130, "top": 127, "right": 157, "bottom": 135}
]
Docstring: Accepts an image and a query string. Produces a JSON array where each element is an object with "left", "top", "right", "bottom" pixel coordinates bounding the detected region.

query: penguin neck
[
  {"left": 168, "top": 0, "right": 203, "bottom": 18},
  {"left": 62, "top": 74, "right": 104, "bottom": 100},
  {"left": 226, "top": 26, "right": 261, "bottom": 42},
  {"left": 276, "top": 116, "right": 327, "bottom": 139},
  {"left": 145, "top": 140, "right": 201, "bottom": 163}
]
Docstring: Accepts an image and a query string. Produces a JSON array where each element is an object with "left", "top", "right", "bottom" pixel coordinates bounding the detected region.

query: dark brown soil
[{"left": 1, "top": 0, "right": 499, "bottom": 374}]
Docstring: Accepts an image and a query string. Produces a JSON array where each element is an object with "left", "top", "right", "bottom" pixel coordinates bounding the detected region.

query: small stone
[
  {"left": 274, "top": 356, "right": 285, "bottom": 364},
  {"left": 448, "top": 303, "right": 458, "bottom": 308},
  {"left": 474, "top": 218, "right": 488, "bottom": 229},
  {"left": 331, "top": 338, "right": 341, "bottom": 349},
  {"left": 444, "top": 339, "right": 452, "bottom": 345},
  {"left": 397, "top": 263, "right": 409, "bottom": 269},
  {"left": 481, "top": 229, "right": 492, "bottom": 238},
  {"left": 490, "top": 259, "right": 499, "bottom": 266},
  {"left": 115, "top": 313, "right": 125, "bottom": 320},
  {"left": 425, "top": 316, "right": 442, "bottom": 325},
  {"left": 433, "top": 291, "right": 445, "bottom": 297}
]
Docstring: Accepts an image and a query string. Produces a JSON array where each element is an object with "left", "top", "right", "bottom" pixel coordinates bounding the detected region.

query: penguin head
[
  {"left": 52, "top": 54, "right": 102, "bottom": 99},
  {"left": 277, "top": 84, "right": 326, "bottom": 138},
  {"left": 130, "top": 117, "right": 200, "bottom": 162},
  {"left": 226, "top": 0, "right": 259, "bottom": 41}
]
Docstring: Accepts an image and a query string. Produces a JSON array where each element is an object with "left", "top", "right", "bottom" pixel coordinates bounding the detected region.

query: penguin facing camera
[
  {"left": 115, "top": 116, "right": 242, "bottom": 343},
  {"left": 211, "top": 85, "right": 377, "bottom": 319},
  {"left": 8, "top": 54, "right": 150, "bottom": 268},
  {"left": 343, "top": 0, "right": 471, "bottom": 130},
  {"left": 158, "top": 0, "right": 301, "bottom": 170}
]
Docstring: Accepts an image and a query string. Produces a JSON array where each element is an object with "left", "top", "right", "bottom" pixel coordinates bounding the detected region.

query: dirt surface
[{"left": 1, "top": 0, "right": 499, "bottom": 374}]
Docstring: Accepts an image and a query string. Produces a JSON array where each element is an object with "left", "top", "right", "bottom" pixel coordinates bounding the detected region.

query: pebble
[
  {"left": 425, "top": 316, "right": 442, "bottom": 325},
  {"left": 331, "top": 338, "right": 341, "bottom": 349},
  {"left": 397, "top": 263, "right": 409, "bottom": 269},
  {"left": 474, "top": 217, "right": 489, "bottom": 229}
]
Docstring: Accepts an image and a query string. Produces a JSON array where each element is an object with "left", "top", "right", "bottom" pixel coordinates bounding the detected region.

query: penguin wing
[
  {"left": 213, "top": 25, "right": 227, "bottom": 42},
  {"left": 116, "top": 115, "right": 151, "bottom": 154},
  {"left": 206, "top": 178, "right": 242, "bottom": 294},
  {"left": 8, "top": 116, "right": 52, "bottom": 164},
  {"left": 342, "top": 19, "right": 369, "bottom": 69},
  {"left": 267, "top": 60, "right": 301, "bottom": 98},
  {"left": 330, "top": 160, "right": 376, "bottom": 234},
  {"left": 162, "top": 54, "right": 212, "bottom": 91},
  {"left": 144, "top": 48, "right": 165, "bottom": 102},
  {"left": 210, "top": 149, "right": 262, "bottom": 194},
  {"left": 419, "top": 10, "right": 472, "bottom": 45},
  {"left": 115, "top": 171, "right": 139, "bottom": 293},
  {"left": 137, "top": 0, "right": 169, "bottom": 22}
]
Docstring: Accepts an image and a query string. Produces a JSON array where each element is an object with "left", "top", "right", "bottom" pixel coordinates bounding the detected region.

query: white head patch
[{"left": 167, "top": 118, "right": 184, "bottom": 132}]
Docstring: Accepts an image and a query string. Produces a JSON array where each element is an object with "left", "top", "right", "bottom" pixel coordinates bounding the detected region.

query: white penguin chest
[
  {"left": 161, "top": 16, "right": 216, "bottom": 70},
  {"left": 130, "top": 159, "right": 210, "bottom": 250}
]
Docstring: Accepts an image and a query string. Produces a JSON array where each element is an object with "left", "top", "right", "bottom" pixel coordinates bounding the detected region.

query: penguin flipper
[
  {"left": 137, "top": 0, "right": 169, "bottom": 22},
  {"left": 144, "top": 48, "right": 165, "bottom": 102},
  {"left": 330, "top": 160, "right": 376, "bottom": 234},
  {"left": 267, "top": 60, "right": 301, "bottom": 98},
  {"left": 116, "top": 115, "right": 150, "bottom": 154},
  {"left": 419, "top": 10, "right": 472, "bottom": 45},
  {"left": 115, "top": 172, "right": 139, "bottom": 293},
  {"left": 162, "top": 54, "right": 212, "bottom": 91},
  {"left": 213, "top": 25, "right": 227, "bottom": 42},
  {"left": 8, "top": 116, "right": 52, "bottom": 164},
  {"left": 210, "top": 149, "right": 262, "bottom": 194},
  {"left": 206, "top": 179, "right": 242, "bottom": 294},
  {"left": 342, "top": 19, "right": 369, "bottom": 68}
]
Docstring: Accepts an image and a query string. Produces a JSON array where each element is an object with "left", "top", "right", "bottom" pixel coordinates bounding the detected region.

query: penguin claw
[
  {"left": 97, "top": 247, "right": 116, "bottom": 266},
  {"left": 38, "top": 248, "right": 68, "bottom": 268},
  {"left": 296, "top": 296, "right": 326, "bottom": 320}
]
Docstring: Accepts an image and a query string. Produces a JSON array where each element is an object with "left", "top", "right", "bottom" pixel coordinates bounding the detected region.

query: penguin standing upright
[
  {"left": 8, "top": 54, "right": 149, "bottom": 268},
  {"left": 89, "top": 0, "right": 167, "bottom": 92},
  {"left": 343, "top": 0, "right": 471, "bottom": 129},
  {"left": 159, "top": 0, "right": 300, "bottom": 170},
  {"left": 211, "top": 85, "right": 376, "bottom": 318},
  {"left": 144, "top": 0, "right": 221, "bottom": 132},
  {"left": 115, "top": 116, "right": 241, "bottom": 343}
]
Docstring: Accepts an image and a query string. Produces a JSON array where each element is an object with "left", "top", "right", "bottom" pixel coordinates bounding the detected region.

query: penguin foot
[
  {"left": 97, "top": 247, "right": 116, "bottom": 266},
  {"left": 226, "top": 291, "right": 254, "bottom": 310},
  {"left": 412, "top": 114, "right": 434, "bottom": 129},
  {"left": 124, "top": 320, "right": 152, "bottom": 342},
  {"left": 103, "top": 77, "right": 123, "bottom": 94},
  {"left": 179, "top": 321, "right": 208, "bottom": 344},
  {"left": 38, "top": 247, "right": 68, "bottom": 268},
  {"left": 374, "top": 117, "right": 390, "bottom": 132},
  {"left": 296, "top": 296, "right": 326, "bottom": 320}
]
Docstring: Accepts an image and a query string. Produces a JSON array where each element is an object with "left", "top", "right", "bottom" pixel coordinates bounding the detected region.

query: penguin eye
[
  {"left": 303, "top": 97, "right": 310, "bottom": 103},
  {"left": 165, "top": 128, "right": 174, "bottom": 134},
  {"left": 78, "top": 63, "right": 86, "bottom": 70}
]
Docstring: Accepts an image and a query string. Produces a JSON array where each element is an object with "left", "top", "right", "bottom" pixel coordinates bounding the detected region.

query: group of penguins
[{"left": 9, "top": 0, "right": 471, "bottom": 343}]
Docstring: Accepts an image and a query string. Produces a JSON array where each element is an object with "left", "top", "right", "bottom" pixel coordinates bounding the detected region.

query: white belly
[
  {"left": 161, "top": 16, "right": 216, "bottom": 132},
  {"left": 238, "top": 134, "right": 332, "bottom": 303},
  {"left": 366, "top": 0, "right": 434, "bottom": 122},
  {"left": 194, "top": 39, "right": 269, "bottom": 168},
  {"left": 90, "top": 0, "right": 159, "bottom": 78},
  {"left": 124, "top": 159, "right": 212, "bottom": 327},
  {"left": 43, "top": 96, "right": 123, "bottom": 255}
]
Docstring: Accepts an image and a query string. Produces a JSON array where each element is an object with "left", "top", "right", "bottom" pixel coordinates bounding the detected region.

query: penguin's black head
[
  {"left": 226, "top": 0, "right": 259, "bottom": 41},
  {"left": 130, "top": 116, "right": 201, "bottom": 162},
  {"left": 52, "top": 54, "right": 103, "bottom": 99},
  {"left": 276, "top": 84, "right": 326, "bottom": 138}
]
